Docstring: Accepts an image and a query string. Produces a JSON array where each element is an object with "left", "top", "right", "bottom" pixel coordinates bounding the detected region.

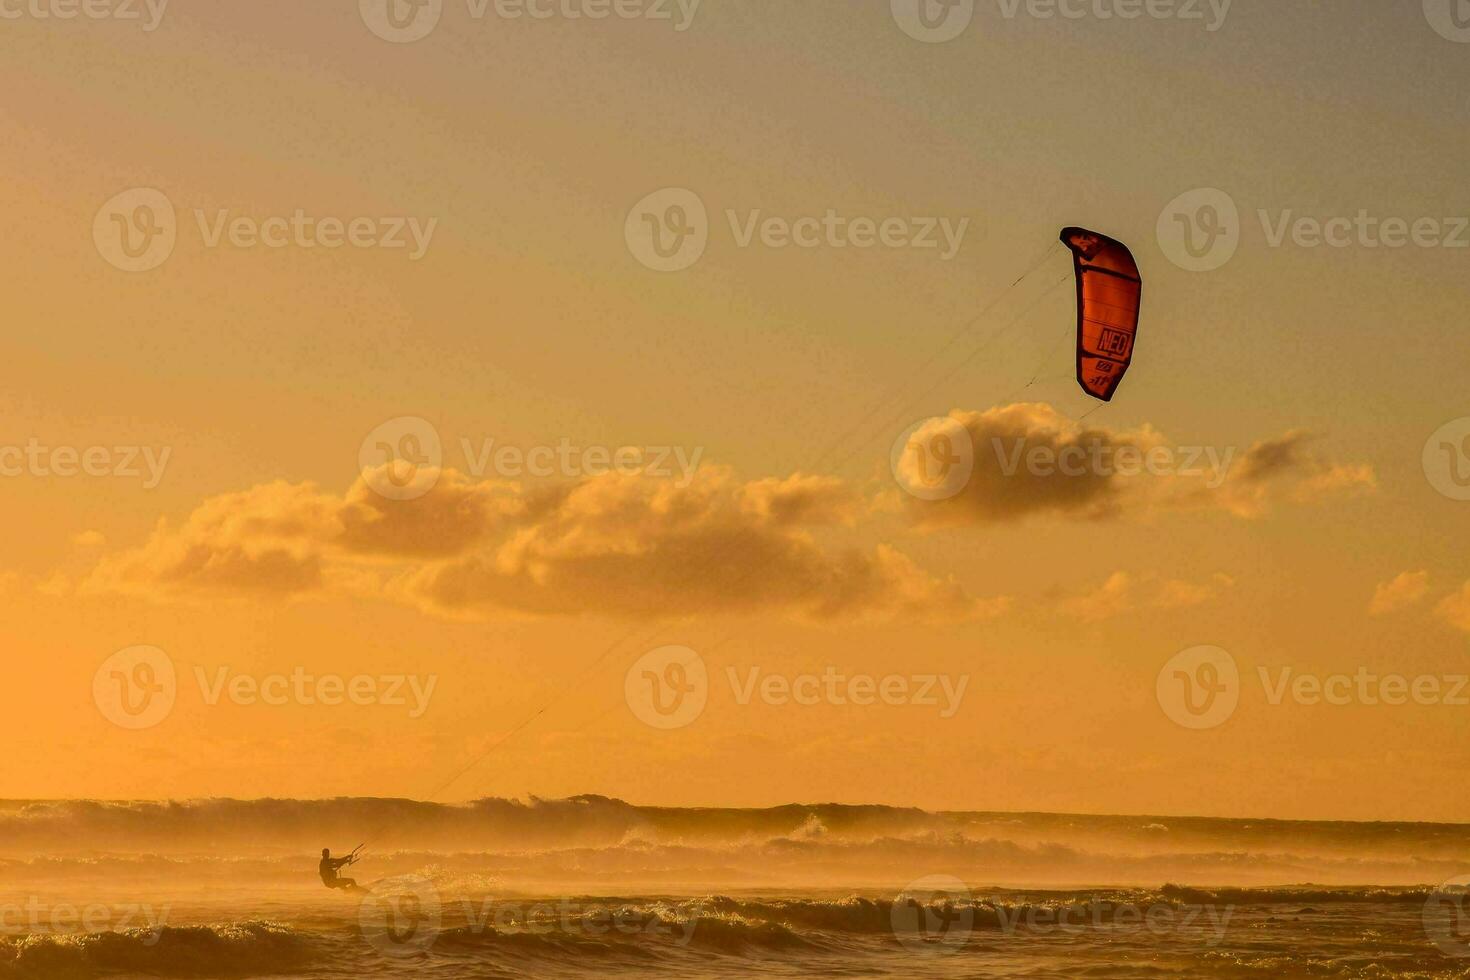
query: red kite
[{"left": 1060, "top": 227, "right": 1142, "bottom": 402}]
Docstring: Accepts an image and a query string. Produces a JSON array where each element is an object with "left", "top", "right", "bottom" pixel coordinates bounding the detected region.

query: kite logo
[
  {"left": 1098, "top": 328, "right": 1132, "bottom": 358},
  {"left": 890, "top": 417, "right": 974, "bottom": 502},
  {"left": 1156, "top": 188, "right": 1240, "bottom": 272},
  {"left": 625, "top": 188, "right": 709, "bottom": 272},
  {"left": 891, "top": 0, "right": 974, "bottom": 43},
  {"left": 891, "top": 875, "right": 974, "bottom": 952},
  {"left": 359, "top": 417, "right": 444, "bottom": 502},
  {"left": 1156, "top": 646, "right": 1239, "bottom": 730},
  {"left": 1424, "top": 0, "right": 1470, "bottom": 42},
  {"left": 93, "top": 645, "right": 177, "bottom": 730},
  {"left": 626, "top": 646, "right": 708, "bottom": 730},
  {"left": 360, "top": 0, "right": 443, "bottom": 42},
  {"left": 1423, "top": 418, "right": 1470, "bottom": 501},
  {"left": 93, "top": 189, "right": 176, "bottom": 273}
]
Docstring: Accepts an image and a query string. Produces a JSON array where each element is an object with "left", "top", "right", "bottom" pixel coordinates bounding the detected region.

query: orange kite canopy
[{"left": 1060, "top": 227, "right": 1142, "bottom": 402}]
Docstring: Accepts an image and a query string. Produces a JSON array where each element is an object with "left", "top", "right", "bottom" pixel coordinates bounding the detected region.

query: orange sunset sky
[{"left": 1, "top": 1, "right": 1468, "bottom": 822}]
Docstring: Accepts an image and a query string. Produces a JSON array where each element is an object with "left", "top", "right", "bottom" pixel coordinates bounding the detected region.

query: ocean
[{"left": 2, "top": 797, "right": 1468, "bottom": 978}]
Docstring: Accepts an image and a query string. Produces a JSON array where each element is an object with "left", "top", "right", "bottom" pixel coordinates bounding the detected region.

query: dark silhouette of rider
[{"left": 319, "top": 848, "right": 358, "bottom": 890}]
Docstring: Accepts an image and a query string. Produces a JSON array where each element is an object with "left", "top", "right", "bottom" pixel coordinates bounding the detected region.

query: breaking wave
[{"left": 0, "top": 922, "right": 316, "bottom": 978}]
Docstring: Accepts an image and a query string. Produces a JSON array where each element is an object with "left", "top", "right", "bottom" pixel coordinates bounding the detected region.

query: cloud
[
  {"left": 896, "top": 404, "right": 1155, "bottom": 527},
  {"left": 736, "top": 474, "right": 862, "bottom": 527},
  {"left": 1062, "top": 571, "right": 1134, "bottom": 622},
  {"left": 337, "top": 470, "right": 525, "bottom": 560},
  {"left": 82, "top": 466, "right": 1003, "bottom": 625},
  {"left": 1215, "top": 430, "right": 1377, "bottom": 518},
  {"left": 1369, "top": 571, "right": 1430, "bottom": 616},
  {"left": 1060, "top": 571, "right": 1234, "bottom": 622},
  {"left": 893, "top": 405, "right": 1375, "bottom": 528},
  {"left": 403, "top": 469, "right": 993, "bottom": 623},
  {"left": 74, "top": 402, "right": 1369, "bottom": 625},
  {"left": 84, "top": 480, "right": 339, "bottom": 599},
  {"left": 1436, "top": 583, "right": 1470, "bottom": 635},
  {"left": 1155, "top": 573, "right": 1237, "bottom": 610}
]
